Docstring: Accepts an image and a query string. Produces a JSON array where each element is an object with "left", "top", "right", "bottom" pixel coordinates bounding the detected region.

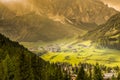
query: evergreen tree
[
  {"left": 3, "top": 54, "right": 15, "bottom": 80},
  {"left": 117, "top": 72, "right": 120, "bottom": 80},
  {"left": 64, "top": 71, "right": 70, "bottom": 80},
  {"left": 0, "top": 34, "right": 67, "bottom": 80},
  {"left": 93, "top": 63, "right": 103, "bottom": 80},
  {"left": 0, "top": 62, "right": 4, "bottom": 80},
  {"left": 112, "top": 75, "right": 117, "bottom": 80},
  {"left": 18, "top": 52, "right": 34, "bottom": 80},
  {"left": 76, "top": 65, "right": 88, "bottom": 80},
  {"left": 88, "top": 68, "right": 92, "bottom": 80}
]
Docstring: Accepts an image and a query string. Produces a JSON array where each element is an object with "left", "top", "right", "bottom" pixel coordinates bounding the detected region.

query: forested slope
[
  {"left": 84, "top": 13, "right": 120, "bottom": 49},
  {"left": 0, "top": 34, "right": 66, "bottom": 80}
]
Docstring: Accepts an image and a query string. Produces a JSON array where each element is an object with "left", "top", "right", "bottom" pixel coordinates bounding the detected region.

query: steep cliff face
[
  {"left": 29, "top": 0, "right": 118, "bottom": 25},
  {"left": 1, "top": 0, "right": 118, "bottom": 24}
]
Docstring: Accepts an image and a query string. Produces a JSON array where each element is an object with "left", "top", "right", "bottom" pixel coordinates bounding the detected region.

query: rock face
[
  {"left": 0, "top": 0, "right": 118, "bottom": 42},
  {"left": 29, "top": 0, "right": 118, "bottom": 25},
  {"left": 1, "top": 0, "right": 118, "bottom": 24}
]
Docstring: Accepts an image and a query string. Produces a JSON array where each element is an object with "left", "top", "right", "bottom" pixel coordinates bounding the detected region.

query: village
[
  {"left": 28, "top": 42, "right": 120, "bottom": 80},
  {"left": 29, "top": 42, "right": 92, "bottom": 54},
  {"left": 57, "top": 62, "right": 119, "bottom": 80}
]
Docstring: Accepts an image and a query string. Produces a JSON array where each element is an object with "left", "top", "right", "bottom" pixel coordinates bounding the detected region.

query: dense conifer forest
[
  {"left": 1, "top": 33, "right": 120, "bottom": 80},
  {"left": 0, "top": 34, "right": 66, "bottom": 80}
]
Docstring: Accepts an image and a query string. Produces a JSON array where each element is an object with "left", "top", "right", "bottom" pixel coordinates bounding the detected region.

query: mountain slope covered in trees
[
  {"left": 0, "top": 34, "right": 66, "bottom": 80},
  {"left": 1, "top": 33, "right": 120, "bottom": 80},
  {"left": 84, "top": 13, "right": 120, "bottom": 49}
]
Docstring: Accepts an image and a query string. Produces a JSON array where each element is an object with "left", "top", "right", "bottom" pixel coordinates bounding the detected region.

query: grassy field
[
  {"left": 21, "top": 40, "right": 120, "bottom": 67},
  {"left": 41, "top": 46, "right": 120, "bottom": 67}
]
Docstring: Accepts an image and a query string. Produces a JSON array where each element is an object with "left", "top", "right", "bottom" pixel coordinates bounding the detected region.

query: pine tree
[
  {"left": 117, "top": 72, "right": 120, "bottom": 80},
  {"left": 112, "top": 75, "right": 117, "bottom": 80},
  {"left": 0, "top": 34, "right": 69, "bottom": 80},
  {"left": 93, "top": 63, "right": 103, "bottom": 80},
  {"left": 17, "top": 51, "right": 34, "bottom": 80},
  {"left": 76, "top": 65, "right": 88, "bottom": 80},
  {"left": 88, "top": 68, "right": 92, "bottom": 80},
  {"left": 3, "top": 54, "right": 15, "bottom": 80},
  {"left": 64, "top": 71, "right": 70, "bottom": 80},
  {"left": 0, "top": 62, "right": 4, "bottom": 80}
]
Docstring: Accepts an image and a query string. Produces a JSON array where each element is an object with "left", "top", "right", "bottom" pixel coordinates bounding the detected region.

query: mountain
[
  {"left": 0, "top": 0, "right": 118, "bottom": 42},
  {"left": 0, "top": 33, "right": 65, "bottom": 80},
  {"left": 84, "top": 13, "right": 120, "bottom": 49},
  {"left": 29, "top": 0, "right": 118, "bottom": 25},
  {"left": 0, "top": 12, "right": 85, "bottom": 42},
  {"left": 1, "top": 0, "right": 118, "bottom": 25},
  {"left": 0, "top": 2, "right": 15, "bottom": 19}
]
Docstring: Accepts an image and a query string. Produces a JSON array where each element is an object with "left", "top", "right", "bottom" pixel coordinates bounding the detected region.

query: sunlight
[{"left": 0, "top": 0, "right": 23, "bottom": 3}]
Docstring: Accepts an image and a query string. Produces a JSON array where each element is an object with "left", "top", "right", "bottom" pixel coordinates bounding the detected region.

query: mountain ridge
[
  {"left": 84, "top": 13, "right": 120, "bottom": 49},
  {"left": 29, "top": 0, "right": 118, "bottom": 25},
  {"left": 0, "top": 12, "right": 85, "bottom": 42},
  {"left": 0, "top": 0, "right": 119, "bottom": 42}
]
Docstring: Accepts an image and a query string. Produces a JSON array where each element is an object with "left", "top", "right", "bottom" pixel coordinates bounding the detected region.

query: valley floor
[
  {"left": 21, "top": 40, "right": 120, "bottom": 67},
  {"left": 41, "top": 47, "right": 120, "bottom": 67}
]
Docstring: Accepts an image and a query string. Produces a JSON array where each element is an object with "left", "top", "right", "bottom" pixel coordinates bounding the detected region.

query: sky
[
  {"left": 0, "top": 0, "right": 23, "bottom": 3},
  {"left": 101, "top": 0, "right": 120, "bottom": 11}
]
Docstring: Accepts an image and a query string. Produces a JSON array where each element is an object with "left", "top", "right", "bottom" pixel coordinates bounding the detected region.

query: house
[
  {"left": 44, "top": 45, "right": 61, "bottom": 52},
  {"left": 67, "top": 45, "right": 73, "bottom": 49},
  {"left": 71, "top": 74, "right": 77, "bottom": 80},
  {"left": 78, "top": 43, "right": 88, "bottom": 48},
  {"left": 38, "top": 47, "right": 44, "bottom": 51},
  {"left": 103, "top": 73, "right": 116, "bottom": 80},
  {"left": 72, "top": 49, "right": 78, "bottom": 53}
]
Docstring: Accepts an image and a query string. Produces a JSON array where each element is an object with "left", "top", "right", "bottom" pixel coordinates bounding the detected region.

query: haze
[
  {"left": 0, "top": 0, "right": 23, "bottom": 3},
  {"left": 0, "top": 0, "right": 120, "bottom": 11},
  {"left": 101, "top": 0, "right": 120, "bottom": 11}
]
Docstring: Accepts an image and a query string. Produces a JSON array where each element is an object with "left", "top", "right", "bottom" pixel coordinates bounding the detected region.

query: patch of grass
[
  {"left": 41, "top": 48, "right": 120, "bottom": 67},
  {"left": 50, "top": 55, "right": 57, "bottom": 60},
  {"left": 64, "top": 56, "right": 70, "bottom": 60}
]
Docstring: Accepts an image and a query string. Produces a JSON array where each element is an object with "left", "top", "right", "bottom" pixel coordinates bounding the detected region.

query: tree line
[
  {"left": 0, "top": 34, "right": 66, "bottom": 80},
  {"left": 0, "top": 33, "right": 120, "bottom": 80}
]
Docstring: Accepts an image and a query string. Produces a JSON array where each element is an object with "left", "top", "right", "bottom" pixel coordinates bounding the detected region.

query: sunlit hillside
[{"left": 41, "top": 40, "right": 120, "bottom": 67}]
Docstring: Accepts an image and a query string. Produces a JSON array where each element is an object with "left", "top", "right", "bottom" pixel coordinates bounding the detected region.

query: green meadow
[
  {"left": 41, "top": 40, "right": 120, "bottom": 67},
  {"left": 41, "top": 48, "right": 120, "bottom": 67},
  {"left": 21, "top": 40, "right": 120, "bottom": 67}
]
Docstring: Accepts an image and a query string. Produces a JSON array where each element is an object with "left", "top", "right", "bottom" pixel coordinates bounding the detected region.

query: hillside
[
  {"left": 29, "top": 0, "right": 117, "bottom": 25},
  {"left": 0, "top": 33, "right": 66, "bottom": 80},
  {"left": 84, "top": 13, "right": 120, "bottom": 49},
  {"left": 0, "top": 12, "right": 85, "bottom": 42},
  {"left": 0, "top": 0, "right": 118, "bottom": 42},
  {"left": 0, "top": 2, "right": 15, "bottom": 19}
]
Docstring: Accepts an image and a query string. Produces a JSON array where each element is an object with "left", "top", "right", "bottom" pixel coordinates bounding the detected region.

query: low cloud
[{"left": 101, "top": 0, "right": 120, "bottom": 11}]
